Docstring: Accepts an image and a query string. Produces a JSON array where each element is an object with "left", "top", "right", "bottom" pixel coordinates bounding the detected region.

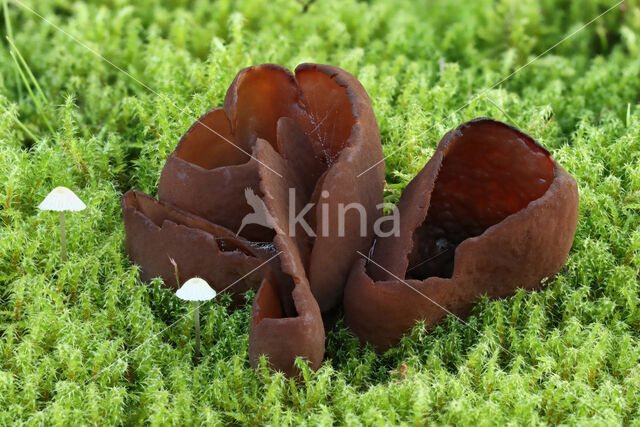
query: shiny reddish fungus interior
[
  {"left": 226, "top": 65, "right": 306, "bottom": 151},
  {"left": 174, "top": 109, "right": 249, "bottom": 170},
  {"left": 252, "top": 277, "right": 286, "bottom": 323},
  {"left": 296, "top": 68, "right": 356, "bottom": 165},
  {"left": 255, "top": 272, "right": 300, "bottom": 321},
  {"left": 175, "top": 67, "right": 356, "bottom": 176},
  {"left": 406, "top": 122, "right": 555, "bottom": 280}
]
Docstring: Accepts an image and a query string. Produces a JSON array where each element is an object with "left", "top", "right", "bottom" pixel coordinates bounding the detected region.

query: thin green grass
[
  {"left": 6, "top": 37, "right": 48, "bottom": 103},
  {"left": 1, "top": 0, "right": 640, "bottom": 424},
  {"left": 2, "top": 0, "right": 21, "bottom": 99},
  {"left": 7, "top": 39, "right": 54, "bottom": 135}
]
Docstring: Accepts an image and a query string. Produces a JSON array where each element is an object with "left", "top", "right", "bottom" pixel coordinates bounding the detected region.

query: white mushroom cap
[
  {"left": 176, "top": 277, "right": 217, "bottom": 301},
  {"left": 38, "top": 187, "right": 86, "bottom": 212}
]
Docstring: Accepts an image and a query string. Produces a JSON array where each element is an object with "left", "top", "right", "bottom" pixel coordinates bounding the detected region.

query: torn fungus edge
[
  {"left": 122, "top": 189, "right": 274, "bottom": 305},
  {"left": 343, "top": 118, "right": 579, "bottom": 351}
]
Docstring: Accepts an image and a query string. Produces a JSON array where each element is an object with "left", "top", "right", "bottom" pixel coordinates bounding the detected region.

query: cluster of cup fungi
[{"left": 48, "top": 63, "right": 579, "bottom": 377}]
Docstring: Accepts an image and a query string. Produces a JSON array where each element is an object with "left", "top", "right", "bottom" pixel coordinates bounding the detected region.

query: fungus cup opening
[
  {"left": 347, "top": 118, "right": 578, "bottom": 352},
  {"left": 295, "top": 65, "right": 356, "bottom": 166},
  {"left": 405, "top": 120, "right": 556, "bottom": 280},
  {"left": 174, "top": 108, "right": 250, "bottom": 170}
]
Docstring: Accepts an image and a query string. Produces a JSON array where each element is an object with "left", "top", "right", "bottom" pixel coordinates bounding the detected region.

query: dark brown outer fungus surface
[
  {"left": 343, "top": 118, "right": 579, "bottom": 352},
  {"left": 157, "top": 64, "right": 385, "bottom": 310},
  {"left": 241, "top": 64, "right": 384, "bottom": 374},
  {"left": 122, "top": 190, "right": 272, "bottom": 304},
  {"left": 123, "top": 63, "right": 384, "bottom": 376},
  {"left": 297, "top": 64, "right": 385, "bottom": 312},
  {"left": 248, "top": 139, "right": 325, "bottom": 376}
]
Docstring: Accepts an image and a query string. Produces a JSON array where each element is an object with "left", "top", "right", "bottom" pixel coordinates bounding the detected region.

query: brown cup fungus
[
  {"left": 343, "top": 118, "right": 579, "bottom": 351},
  {"left": 122, "top": 62, "right": 579, "bottom": 375},
  {"left": 123, "top": 63, "right": 384, "bottom": 375}
]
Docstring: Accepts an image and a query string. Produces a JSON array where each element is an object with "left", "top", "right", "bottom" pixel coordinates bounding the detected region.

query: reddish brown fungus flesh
[
  {"left": 406, "top": 121, "right": 555, "bottom": 280},
  {"left": 174, "top": 108, "right": 249, "bottom": 169},
  {"left": 295, "top": 67, "right": 356, "bottom": 164},
  {"left": 123, "top": 63, "right": 383, "bottom": 376},
  {"left": 344, "top": 118, "right": 579, "bottom": 352},
  {"left": 122, "top": 62, "right": 578, "bottom": 376},
  {"left": 122, "top": 190, "right": 271, "bottom": 306}
]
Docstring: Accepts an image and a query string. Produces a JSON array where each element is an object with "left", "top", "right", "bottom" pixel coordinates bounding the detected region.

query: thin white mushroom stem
[
  {"left": 59, "top": 210, "right": 67, "bottom": 262},
  {"left": 194, "top": 300, "right": 201, "bottom": 358}
]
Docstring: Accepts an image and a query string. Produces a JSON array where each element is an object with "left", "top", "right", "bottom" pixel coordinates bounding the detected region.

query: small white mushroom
[
  {"left": 38, "top": 186, "right": 86, "bottom": 262},
  {"left": 176, "top": 277, "right": 217, "bottom": 359}
]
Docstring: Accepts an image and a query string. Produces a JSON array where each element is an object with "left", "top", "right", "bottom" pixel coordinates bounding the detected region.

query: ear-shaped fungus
[
  {"left": 295, "top": 64, "right": 385, "bottom": 312},
  {"left": 122, "top": 63, "right": 384, "bottom": 376},
  {"left": 248, "top": 139, "right": 325, "bottom": 376},
  {"left": 157, "top": 64, "right": 384, "bottom": 310},
  {"left": 122, "top": 190, "right": 272, "bottom": 304},
  {"left": 236, "top": 64, "right": 383, "bottom": 374},
  {"left": 343, "top": 118, "right": 579, "bottom": 351}
]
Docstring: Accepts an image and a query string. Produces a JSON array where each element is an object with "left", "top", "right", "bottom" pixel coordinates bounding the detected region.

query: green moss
[{"left": 1, "top": 0, "right": 640, "bottom": 424}]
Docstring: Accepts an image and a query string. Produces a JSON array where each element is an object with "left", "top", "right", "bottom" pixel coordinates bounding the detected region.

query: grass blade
[
  {"left": 9, "top": 49, "right": 54, "bottom": 135},
  {"left": 2, "top": 0, "right": 21, "bottom": 98},
  {"left": 6, "top": 36, "right": 48, "bottom": 103}
]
